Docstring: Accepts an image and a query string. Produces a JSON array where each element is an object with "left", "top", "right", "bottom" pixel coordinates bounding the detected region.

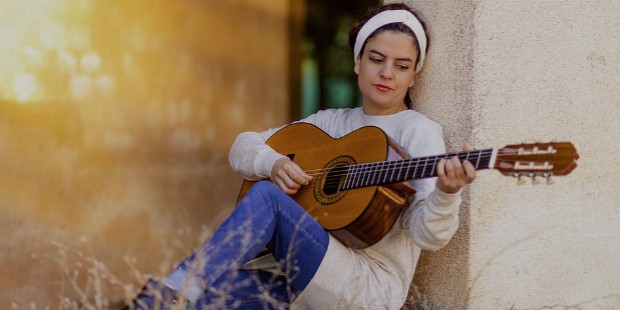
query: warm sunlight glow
[
  {"left": 1, "top": 1, "right": 289, "bottom": 306},
  {"left": 13, "top": 73, "right": 37, "bottom": 102},
  {"left": 2, "top": 1, "right": 95, "bottom": 103}
]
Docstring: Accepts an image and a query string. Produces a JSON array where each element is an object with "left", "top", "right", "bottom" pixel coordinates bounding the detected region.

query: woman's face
[{"left": 355, "top": 31, "right": 418, "bottom": 115}]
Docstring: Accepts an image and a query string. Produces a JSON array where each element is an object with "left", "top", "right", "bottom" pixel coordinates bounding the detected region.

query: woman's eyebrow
[{"left": 369, "top": 50, "right": 413, "bottom": 62}]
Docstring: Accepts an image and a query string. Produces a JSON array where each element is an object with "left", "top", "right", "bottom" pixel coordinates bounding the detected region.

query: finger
[
  {"left": 444, "top": 158, "right": 455, "bottom": 178},
  {"left": 291, "top": 163, "right": 312, "bottom": 181},
  {"left": 275, "top": 167, "right": 301, "bottom": 189},
  {"left": 287, "top": 164, "right": 312, "bottom": 185},
  {"left": 437, "top": 158, "right": 446, "bottom": 179},
  {"left": 463, "top": 144, "right": 474, "bottom": 152},
  {"left": 463, "top": 160, "right": 477, "bottom": 182},
  {"left": 274, "top": 178, "right": 296, "bottom": 195},
  {"left": 451, "top": 156, "right": 465, "bottom": 179},
  {"left": 281, "top": 173, "right": 302, "bottom": 190}
]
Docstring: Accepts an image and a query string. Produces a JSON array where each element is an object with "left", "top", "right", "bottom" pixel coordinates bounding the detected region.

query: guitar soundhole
[
  {"left": 314, "top": 155, "right": 356, "bottom": 205},
  {"left": 322, "top": 165, "right": 345, "bottom": 195}
]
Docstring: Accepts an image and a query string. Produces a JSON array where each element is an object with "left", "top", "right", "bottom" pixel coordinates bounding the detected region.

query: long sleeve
[
  {"left": 228, "top": 127, "right": 286, "bottom": 181},
  {"left": 228, "top": 110, "right": 337, "bottom": 181},
  {"left": 401, "top": 122, "right": 462, "bottom": 252}
]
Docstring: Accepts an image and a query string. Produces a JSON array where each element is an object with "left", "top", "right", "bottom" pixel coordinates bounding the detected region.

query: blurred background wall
[{"left": 1, "top": 1, "right": 293, "bottom": 307}]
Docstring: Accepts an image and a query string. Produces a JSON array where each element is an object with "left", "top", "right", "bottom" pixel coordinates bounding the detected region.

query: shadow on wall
[{"left": 0, "top": 1, "right": 291, "bottom": 307}]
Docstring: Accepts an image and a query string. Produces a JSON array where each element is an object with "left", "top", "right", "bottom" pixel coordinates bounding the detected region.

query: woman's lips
[{"left": 373, "top": 84, "right": 392, "bottom": 92}]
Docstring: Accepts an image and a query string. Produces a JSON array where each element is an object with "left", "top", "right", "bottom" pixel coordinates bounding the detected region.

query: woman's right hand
[{"left": 270, "top": 157, "right": 313, "bottom": 195}]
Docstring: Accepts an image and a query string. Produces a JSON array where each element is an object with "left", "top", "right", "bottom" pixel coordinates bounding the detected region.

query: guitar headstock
[{"left": 494, "top": 142, "right": 579, "bottom": 184}]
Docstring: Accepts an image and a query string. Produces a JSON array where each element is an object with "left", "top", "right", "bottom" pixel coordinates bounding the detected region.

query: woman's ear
[
  {"left": 408, "top": 75, "right": 416, "bottom": 88},
  {"left": 354, "top": 57, "right": 360, "bottom": 75}
]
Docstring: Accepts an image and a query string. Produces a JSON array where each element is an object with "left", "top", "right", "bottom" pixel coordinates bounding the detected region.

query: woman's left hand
[{"left": 436, "top": 145, "right": 477, "bottom": 194}]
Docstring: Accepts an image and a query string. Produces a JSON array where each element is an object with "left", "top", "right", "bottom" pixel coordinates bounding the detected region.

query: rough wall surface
[
  {"left": 398, "top": 0, "right": 619, "bottom": 309},
  {"left": 0, "top": 1, "right": 289, "bottom": 307},
  {"left": 469, "top": 1, "right": 619, "bottom": 309}
]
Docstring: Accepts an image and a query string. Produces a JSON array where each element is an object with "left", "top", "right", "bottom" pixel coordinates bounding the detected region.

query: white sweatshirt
[{"left": 229, "top": 107, "right": 461, "bottom": 309}]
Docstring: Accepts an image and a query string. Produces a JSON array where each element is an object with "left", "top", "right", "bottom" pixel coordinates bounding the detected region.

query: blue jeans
[{"left": 165, "top": 181, "right": 329, "bottom": 309}]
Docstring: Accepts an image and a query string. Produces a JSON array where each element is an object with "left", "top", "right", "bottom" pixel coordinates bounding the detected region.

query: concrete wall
[
  {"left": 398, "top": 0, "right": 619, "bottom": 309},
  {"left": 0, "top": 1, "right": 290, "bottom": 307}
]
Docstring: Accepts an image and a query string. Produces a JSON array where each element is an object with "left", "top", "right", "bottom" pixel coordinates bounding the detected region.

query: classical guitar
[{"left": 237, "top": 123, "right": 579, "bottom": 249}]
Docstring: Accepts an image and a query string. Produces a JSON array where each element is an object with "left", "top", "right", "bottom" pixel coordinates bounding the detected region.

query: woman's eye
[
  {"left": 397, "top": 65, "right": 410, "bottom": 70},
  {"left": 370, "top": 58, "right": 382, "bottom": 63}
]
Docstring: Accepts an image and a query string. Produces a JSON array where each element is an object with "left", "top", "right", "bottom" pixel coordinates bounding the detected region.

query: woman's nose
[{"left": 379, "top": 64, "right": 393, "bottom": 79}]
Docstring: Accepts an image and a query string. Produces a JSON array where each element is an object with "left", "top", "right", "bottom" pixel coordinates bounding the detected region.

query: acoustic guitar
[{"left": 238, "top": 123, "right": 579, "bottom": 249}]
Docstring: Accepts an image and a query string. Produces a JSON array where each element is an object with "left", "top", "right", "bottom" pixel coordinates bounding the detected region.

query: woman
[{"left": 127, "top": 3, "right": 475, "bottom": 309}]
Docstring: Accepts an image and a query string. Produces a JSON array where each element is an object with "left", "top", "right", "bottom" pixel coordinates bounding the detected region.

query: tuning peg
[
  {"left": 529, "top": 173, "right": 541, "bottom": 185},
  {"left": 513, "top": 173, "right": 526, "bottom": 185},
  {"left": 543, "top": 173, "right": 555, "bottom": 185}
]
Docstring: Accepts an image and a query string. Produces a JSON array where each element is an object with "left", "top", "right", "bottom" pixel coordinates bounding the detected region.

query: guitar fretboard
[{"left": 340, "top": 149, "right": 495, "bottom": 190}]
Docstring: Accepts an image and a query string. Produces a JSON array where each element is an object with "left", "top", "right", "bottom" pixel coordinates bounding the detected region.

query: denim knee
[
  {"left": 251, "top": 180, "right": 279, "bottom": 193},
  {"left": 246, "top": 181, "right": 281, "bottom": 203}
]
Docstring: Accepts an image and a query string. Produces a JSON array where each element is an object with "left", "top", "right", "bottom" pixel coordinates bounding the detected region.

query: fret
[
  {"left": 370, "top": 162, "right": 379, "bottom": 185},
  {"left": 345, "top": 165, "right": 355, "bottom": 189},
  {"left": 375, "top": 162, "right": 384, "bottom": 184},
  {"left": 420, "top": 157, "right": 428, "bottom": 178},
  {"left": 372, "top": 163, "right": 379, "bottom": 186},
  {"left": 382, "top": 161, "right": 390, "bottom": 184},
  {"left": 342, "top": 167, "right": 349, "bottom": 189},
  {"left": 430, "top": 156, "right": 438, "bottom": 177},
  {"left": 389, "top": 160, "right": 397, "bottom": 182},
  {"left": 440, "top": 153, "right": 450, "bottom": 178},
  {"left": 354, "top": 164, "right": 364, "bottom": 188},
  {"left": 364, "top": 163, "right": 372, "bottom": 186},
  {"left": 356, "top": 164, "right": 365, "bottom": 188},
  {"left": 404, "top": 158, "right": 412, "bottom": 181},
  {"left": 346, "top": 165, "right": 353, "bottom": 189},
  {"left": 362, "top": 163, "right": 372, "bottom": 186},
  {"left": 478, "top": 150, "right": 491, "bottom": 169},
  {"left": 394, "top": 161, "right": 401, "bottom": 181},
  {"left": 396, "top": 161, "right": 405, "bottom": 182},
  {"left": 475, "top": 151, "right": 482, "bottom": 169},
  {"left": 411, "top": 157, "right": 420, "bottom": 179},
  {"left": 352, "top": 165, "right": 359, "bottom": 188},
  {"left": 367, "top": 162, "right": 375, "bottom": 186},
  {"left": 357, "top": 164, "right": 365, "bottom": 187}
]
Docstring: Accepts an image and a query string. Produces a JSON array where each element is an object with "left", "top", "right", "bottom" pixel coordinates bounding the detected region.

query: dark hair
[{"left": 348, "top": 3, "right": 429, "bottom": 109}]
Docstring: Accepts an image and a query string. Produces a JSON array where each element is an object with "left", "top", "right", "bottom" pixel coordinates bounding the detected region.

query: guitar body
[{"left": 238, "top": 123, "right": 415, "bottom": 249}]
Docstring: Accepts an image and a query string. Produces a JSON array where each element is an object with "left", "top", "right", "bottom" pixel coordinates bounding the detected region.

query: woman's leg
[
  {"left": 195, "top": 269, "right": 289, "bottom": 309},
  {"left": 165, "top": 181, "right": 329, "bottom": 306}
]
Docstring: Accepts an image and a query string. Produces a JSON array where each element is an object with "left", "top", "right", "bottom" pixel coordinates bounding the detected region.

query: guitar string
[
  {"left": 297, "top": 154, "right": 555, "bottom": 190},
  {"left": 293, "top": 156, "right": 491, "bottom": 194},
  {"left": 302, "top": 156, "right": 494, "bottom": 189},
  {"left": 279, "top": 146, "right": 564, "bottom": 175},
  {"left": 300, "top": 148, "right": 547, "bottom": 177},
  {"left": 270, "top": 148, "right": 558, "bottom": 190},
  {"left": 295, "top": 148, "right": 517, "bottom": 175},
  {"left": 302, "top": 152, "right": 495, "bottom": 177},
  {"left": 298, "top": 155, "right": 495, "bottom": 189}
]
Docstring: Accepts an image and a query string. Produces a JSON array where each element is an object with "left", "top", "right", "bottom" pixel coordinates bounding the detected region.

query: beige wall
[
  {"left": 0, "top": 1, "right": 290, "bottom": 307},
  {"left": 399, "top": 0, "right": 619, "bottom": 309}
]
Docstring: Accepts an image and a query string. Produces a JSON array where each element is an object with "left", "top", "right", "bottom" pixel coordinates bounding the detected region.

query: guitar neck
[{"left": 341, "top": 148, "right": 497, "bottom": 190}]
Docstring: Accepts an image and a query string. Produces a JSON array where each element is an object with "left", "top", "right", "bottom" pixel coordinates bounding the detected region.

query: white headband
[{"left": 353, "top": 10, "right": 427, "bottom": 73}]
